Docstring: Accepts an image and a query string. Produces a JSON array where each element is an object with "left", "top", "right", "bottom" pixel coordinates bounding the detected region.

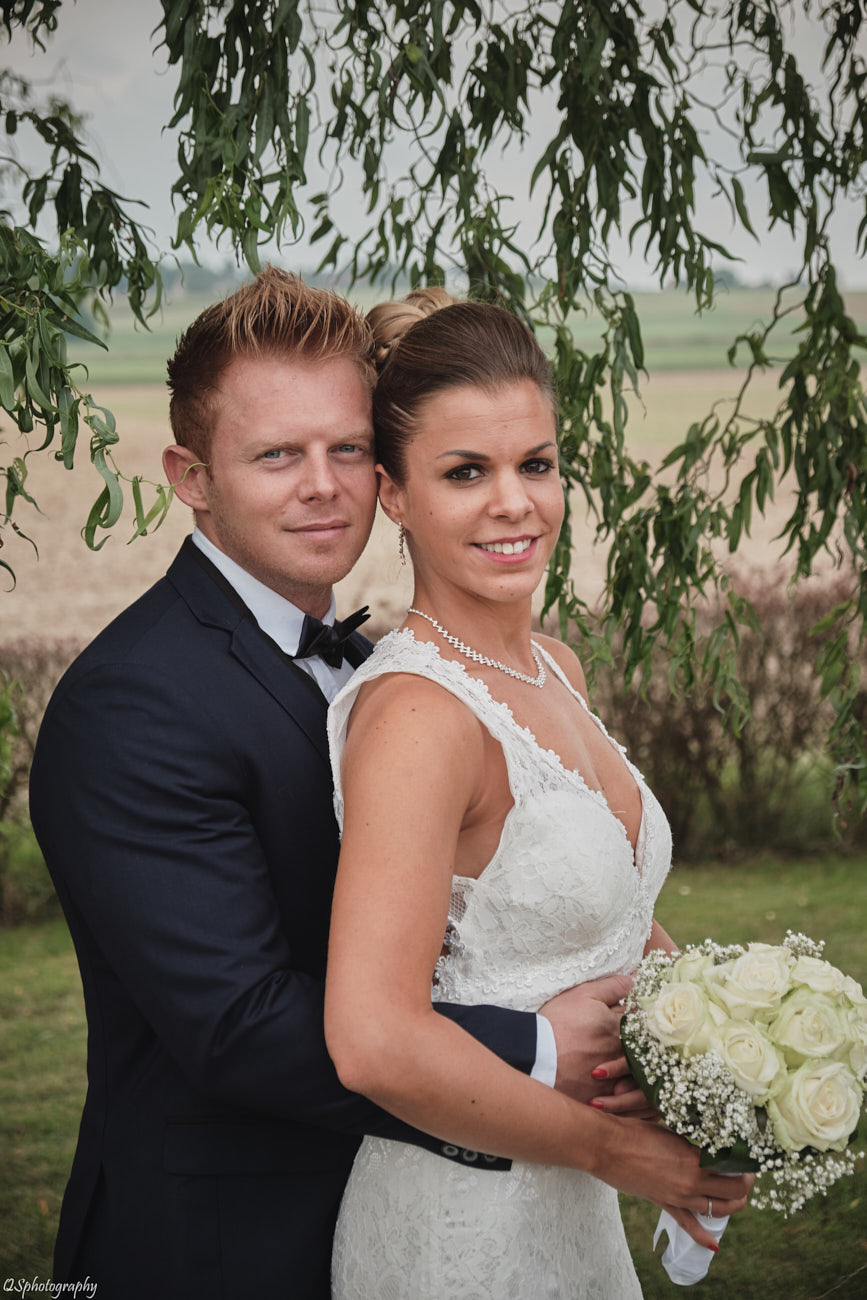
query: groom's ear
[
  {"left": 376, "top": 464, "right": 405, "bottom": 525},
  {"left": 163, "top": 445, "right": 212, "bottom": 512}
]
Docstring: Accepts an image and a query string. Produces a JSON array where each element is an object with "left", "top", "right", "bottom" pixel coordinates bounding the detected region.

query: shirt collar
[{"left": 191, "top": 528, "right": 336, "bottom": 656}]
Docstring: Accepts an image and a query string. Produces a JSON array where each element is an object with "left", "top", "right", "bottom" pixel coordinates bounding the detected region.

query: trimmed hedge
[{"left": 589, "top": 568, "right": 866, "bottom": 859}]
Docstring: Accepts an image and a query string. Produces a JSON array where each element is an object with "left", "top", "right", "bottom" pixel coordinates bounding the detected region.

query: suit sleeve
[{"left": 30, "top": 660, "right": 536, "bottom": 1142}]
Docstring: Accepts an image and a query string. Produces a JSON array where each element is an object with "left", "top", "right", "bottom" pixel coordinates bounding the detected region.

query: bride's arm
[
  {"left": 324, "top": 676, "right": 750, "bottom": 1244},
  {"left": 645, "top": 919, "right": 679, "bottom": 956}
]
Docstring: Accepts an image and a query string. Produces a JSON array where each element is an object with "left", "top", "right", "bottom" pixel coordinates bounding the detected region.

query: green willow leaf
[
  {"left": 49, "top": 308, "right": 108, "bottom": 350},
  {"left": 0, "top": 555, "right": 16, "bottom": 589},
  {"left": 24, "top": 345, "right": 53, "bottom": 410},
  {"left": 0, "top": 346, "right": 15, "bottom": 410},
  {"left": 89, "top": 447, "right": 123, "bottom": 532},
  {"left": 128, "top": 481, "right": 172, "bottom": 542},
  {"left": 82, "top": 485, "right": 113, "bottom": 551}
]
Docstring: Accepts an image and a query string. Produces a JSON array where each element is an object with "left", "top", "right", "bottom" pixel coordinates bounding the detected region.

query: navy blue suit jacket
[{"left": 29, "top": 539, "right": 537, "bottom": 1299}]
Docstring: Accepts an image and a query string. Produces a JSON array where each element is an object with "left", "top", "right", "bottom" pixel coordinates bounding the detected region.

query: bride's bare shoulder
[{"left": 344, "top": 669, "right": 485, "bottom": 757}]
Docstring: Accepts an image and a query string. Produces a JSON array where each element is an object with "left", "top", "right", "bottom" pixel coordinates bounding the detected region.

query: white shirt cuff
[{"left": 531, "top": 1014, "right": 558, "bottom": 1087}]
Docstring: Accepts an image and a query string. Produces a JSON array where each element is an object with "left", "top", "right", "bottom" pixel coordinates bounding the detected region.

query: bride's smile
[{"left": 474, "top": 536, "right": 536, "bottom": 558}]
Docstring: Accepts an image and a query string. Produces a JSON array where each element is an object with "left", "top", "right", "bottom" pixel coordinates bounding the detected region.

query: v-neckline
[{"left": 534, "top": 644, "right": 646, "bottom": 875}]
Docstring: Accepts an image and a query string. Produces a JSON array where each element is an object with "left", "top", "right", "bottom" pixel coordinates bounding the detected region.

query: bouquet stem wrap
[
  {"left": 654, "top": 1171, "right": 740, "bottom": 1286},
  {"left": 654, "top": 1209, "right": 728, "bottom": 1286}
]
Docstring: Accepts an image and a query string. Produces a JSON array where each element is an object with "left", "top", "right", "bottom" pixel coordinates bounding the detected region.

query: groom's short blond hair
[{"left": 167, "top": 265, "right": 376, "bottom": 461}]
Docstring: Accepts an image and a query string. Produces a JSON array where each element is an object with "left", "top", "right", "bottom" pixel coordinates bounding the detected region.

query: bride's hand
[
  {"left": 596, "top": 1117, "right": 755, "bottom": 1250},
  {"left": 588, "top": 1069, "right": 659, "bottom": 1120}
]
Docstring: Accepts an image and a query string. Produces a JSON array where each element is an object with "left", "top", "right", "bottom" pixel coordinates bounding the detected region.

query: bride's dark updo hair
[{"left": 368, "top": 288, "right": 556, "bottom": 482}]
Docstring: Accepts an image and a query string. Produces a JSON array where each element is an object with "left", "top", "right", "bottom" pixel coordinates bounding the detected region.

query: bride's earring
[{"left": 398, "top": 522, "right": 407, "bottom": 567}]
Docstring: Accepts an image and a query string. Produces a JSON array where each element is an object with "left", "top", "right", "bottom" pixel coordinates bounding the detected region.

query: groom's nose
[{"left": 297, "top": 449, "right": 340, "bottom": 501}]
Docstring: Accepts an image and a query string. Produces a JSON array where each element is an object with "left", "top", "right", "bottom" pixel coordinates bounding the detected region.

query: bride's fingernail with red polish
[
  {"left": 591, "top": 1067, "right": 607, "bottom": 1079},
  {"left": 709, "top": 1244, "right": 719, "bottom": 1253},
  {"left": 589, "top": 1098, "right": 605, "bottom": 1109}
]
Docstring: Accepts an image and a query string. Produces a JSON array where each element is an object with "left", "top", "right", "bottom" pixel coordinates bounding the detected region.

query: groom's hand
[{"left": 540, "top": 974, "right": 651, "bottom": 1108}]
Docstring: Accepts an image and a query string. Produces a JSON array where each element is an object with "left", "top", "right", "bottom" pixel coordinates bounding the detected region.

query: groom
[{"left": 30, "top": 267, "right": 637, "bottom": 1299}]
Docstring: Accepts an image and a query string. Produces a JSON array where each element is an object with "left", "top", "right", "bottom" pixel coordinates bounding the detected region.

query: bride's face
[{"left": 378, "top": 379, "right": 564, "bottom": 605}]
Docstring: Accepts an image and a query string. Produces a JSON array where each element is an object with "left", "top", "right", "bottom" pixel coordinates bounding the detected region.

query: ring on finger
[{"left": 706, "top": 1197, "right": 713, "bottom": 1218}]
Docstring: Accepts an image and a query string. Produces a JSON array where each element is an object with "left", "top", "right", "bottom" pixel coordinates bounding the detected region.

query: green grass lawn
[
  {"left": 623, "top": 856, "right": 867, "bottom": 1300},
  {"left": 1, "top": 857, "right": 865, "bottom": 1293},
  {"left": 0, "top": 917, "right": 86, "bottom": 1277}
]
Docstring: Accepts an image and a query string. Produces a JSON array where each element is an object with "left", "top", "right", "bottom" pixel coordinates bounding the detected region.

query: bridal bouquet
[{"left": 621, "top": 932, "right": 866, "bottom": 1216}]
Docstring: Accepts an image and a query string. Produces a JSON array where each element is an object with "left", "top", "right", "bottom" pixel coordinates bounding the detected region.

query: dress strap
[{"left": 533, "top": 643, "right": 589, "bottom": 707}]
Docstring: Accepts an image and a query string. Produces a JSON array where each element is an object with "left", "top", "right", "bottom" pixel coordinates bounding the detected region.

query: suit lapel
[
  {"left": 167, "top": 539, "right": 332, "bottom": 765},
  {"left": 229, "top": 618, "right": 331, "bottom": 764}
]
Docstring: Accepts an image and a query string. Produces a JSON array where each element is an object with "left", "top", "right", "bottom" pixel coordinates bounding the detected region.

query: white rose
[
  {"left": 841, "top": 974, "right": 867, "bottom": 1007},
  {"left": 849, "top": 1005, "right": 867, "bottom": 1082},
  {"left": 769, "top": 989, "right": 851, "bottom": 1066},
  {"left": 766, "top": 1061, "right": 863, "bottom": 1153},
  {"left": 669, "top": 949, "right": 716, "bottom": 985},
  {"left": 791, "top": 955, "right": 846, "bottom": 997},
  {"left": 718, "top": 1021, "right": 787, "bottom": 1100},
  {"left": 706, "top": 945, "right": 794, "bottom": 1021},
  {"left": 644, "top": 981, "right": 716, "bottom": 1053}
]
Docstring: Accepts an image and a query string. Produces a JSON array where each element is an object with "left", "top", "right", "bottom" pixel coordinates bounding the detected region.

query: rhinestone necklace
[{"left": 408, "top": 608, "right": 547, "bottom": 688}]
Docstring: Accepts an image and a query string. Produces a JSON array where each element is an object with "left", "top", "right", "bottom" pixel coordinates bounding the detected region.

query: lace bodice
[{"left": 328, "top": 629, "right": 672, "bottom": 1013}]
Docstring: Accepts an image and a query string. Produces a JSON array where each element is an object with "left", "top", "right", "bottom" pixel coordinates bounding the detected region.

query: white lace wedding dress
[{"left": 327, "top": 630, "right": 673, "bottom": 1299}]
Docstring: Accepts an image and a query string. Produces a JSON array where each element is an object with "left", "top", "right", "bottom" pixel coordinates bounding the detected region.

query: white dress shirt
[
  {"left": 190, "top": 528, "right": 557, "bottom": 1086},
  {"left": 192, "top": 528, "right": 357, "bottom": 698}
]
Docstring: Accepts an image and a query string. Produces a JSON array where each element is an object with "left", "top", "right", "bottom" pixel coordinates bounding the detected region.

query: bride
[{"left": 324, "top": 290, "right": 751, "bottom": 1297}]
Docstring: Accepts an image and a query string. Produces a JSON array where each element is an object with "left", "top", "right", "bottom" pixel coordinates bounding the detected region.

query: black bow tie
[{"left": 292, "top": 606, "right": 370, "bottom": 668}]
